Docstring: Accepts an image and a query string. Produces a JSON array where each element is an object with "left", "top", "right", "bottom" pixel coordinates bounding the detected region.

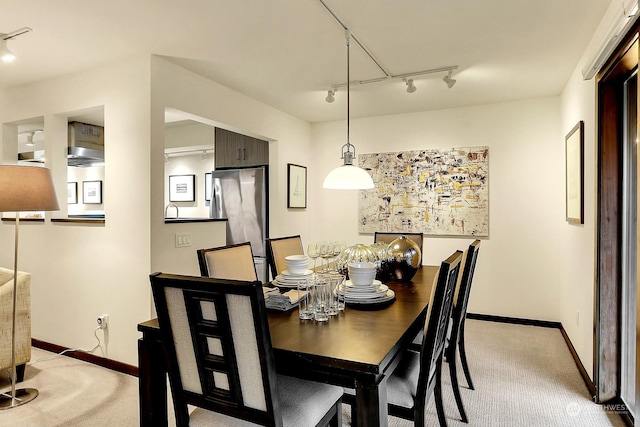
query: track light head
[
  {"left": 325, "top": 89, "right": 336, "bottom": 103},
  {"left": 25, "top": 132, "right": 35, "bottom": 146},
  {"left": 0, "top": 39, "right": 15, "bottom": 63},
  {"left": 443, "top": 70, "right": 456, "bottom": 88},
  {"left": 0, "top": 28, "right": 32, "bottom": 63},
  {"left": 404, "top": 78, "right": 417, "bottom": 93}
]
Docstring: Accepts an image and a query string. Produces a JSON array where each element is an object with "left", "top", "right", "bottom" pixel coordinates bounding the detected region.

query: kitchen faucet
[{"left": 165, "top": 203, "right": 179, "bottom": 219}]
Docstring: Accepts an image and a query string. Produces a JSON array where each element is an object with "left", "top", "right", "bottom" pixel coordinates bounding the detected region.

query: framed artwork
[
  {"left": 83, "top": 180, "right": 102, "bottom": 204},
  {"left": 287, "top": 163, "right": 307, "bottom": 208},
  {"left": 169, "top": 174, "right": 196, "bottom": 202},
  {"left": 67, "top": 182, "right": 78, "bottom": 204},
  {"left": 359, "top": 147, "right": 489, "bottom": 236},
  {"left": 205, "top": 172, "right": 212, "bottom": 202},
  {"left": 565, "top": 121, "right": 584, "bottom": 224}
]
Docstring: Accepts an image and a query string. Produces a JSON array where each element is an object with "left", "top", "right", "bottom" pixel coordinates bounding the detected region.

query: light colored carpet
[{"left": 0, "top": 319, "right": 627, "bottom": 426}]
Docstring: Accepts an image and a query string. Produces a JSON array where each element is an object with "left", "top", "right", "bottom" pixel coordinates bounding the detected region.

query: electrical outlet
[
  {"left": 97, "top": 314, "right": 109, "bottom": 330},
  {"left": 576, "top": 310, "right": 580, "bottom": 326}
]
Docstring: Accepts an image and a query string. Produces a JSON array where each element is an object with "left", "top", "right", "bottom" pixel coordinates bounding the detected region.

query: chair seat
[
  {"left": 343, "top": 350, "right": 422, "bottom": 409},
  {"left": 190, "top": 374, "right": 343, "bottom": 427},
  {"left": 387, "top": 350, "right": 421, "bottom": 409}
]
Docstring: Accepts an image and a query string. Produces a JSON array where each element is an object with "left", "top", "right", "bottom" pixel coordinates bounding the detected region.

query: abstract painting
[{"left": 358, "top": 146, "right": 489, "bottom": 236}]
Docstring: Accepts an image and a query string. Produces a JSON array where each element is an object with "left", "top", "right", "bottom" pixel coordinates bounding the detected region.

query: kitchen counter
[{"left": 164, "top": 218, "right": 227, "bottom": 224}]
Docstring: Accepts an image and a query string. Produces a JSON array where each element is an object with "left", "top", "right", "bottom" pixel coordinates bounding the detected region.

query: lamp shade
[
  {"left": 323, "top": 164, "right": 374, "bottom": 190},
  {"left": 0, "top": 165, "right": 59, "bottom": 212}
]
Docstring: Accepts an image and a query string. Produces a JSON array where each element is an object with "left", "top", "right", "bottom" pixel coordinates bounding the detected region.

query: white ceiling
[{"left": 0, "top": 0, "right": 611, "bottom": 124}]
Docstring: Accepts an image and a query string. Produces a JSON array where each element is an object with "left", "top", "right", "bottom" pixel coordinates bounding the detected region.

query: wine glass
[
  {"left": 307, "top": 242, "right": 320, "bottom": 271},
  {"left": 319, "top": 241, "right": 333, "bottom": 272},
  {"left": 331, "top": 241, "right": 345, "bottom": 271}
]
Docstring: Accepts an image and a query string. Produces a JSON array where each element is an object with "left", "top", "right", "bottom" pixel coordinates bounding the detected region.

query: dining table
[{"left": 137, "top": 264, "right": 438, "bottom": 427}]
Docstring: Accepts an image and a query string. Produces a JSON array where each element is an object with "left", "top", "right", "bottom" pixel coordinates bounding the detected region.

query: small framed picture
[
  {"left": 287, "top": 163, "right": 307, "bottom": 208},
  {"left": 83, "top": 180, "right": 103, "bottom": 204},
  {"left": 565, "top": 121, "right": 584, "bottom": 224},
  {"left": 205, "top": 172, "right": 212, "bottom": 202},
  {"left": 169, "top": 174, "right": 196, "bottom": 202},
  {"left": 67, "top": 182, "right": 78, "bottom": 204}
]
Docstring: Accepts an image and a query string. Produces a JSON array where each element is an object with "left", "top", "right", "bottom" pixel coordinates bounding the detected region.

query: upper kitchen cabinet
[{"left": 215, "top": 128, "right": 268, "bottom": 168}]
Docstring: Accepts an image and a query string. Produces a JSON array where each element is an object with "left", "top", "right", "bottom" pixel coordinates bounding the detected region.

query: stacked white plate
[
  {"left": 285, "top": 255, "right": 309, "bottom": 275},
  {"left": 272, "top": 269, "right": 313, "bottom": 288},
  {"left": 337, "top": 279, "right": 395, "bottom": 305}
]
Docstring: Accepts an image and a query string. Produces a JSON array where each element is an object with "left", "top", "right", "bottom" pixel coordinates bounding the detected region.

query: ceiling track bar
[
  {"left": 317, "top": 0, "right": 391, "bottom": 78},
  {"left": 2, "top": 27, "right": 32, "bottom": 41},
  {"left": 330, "top": 65, "right": 459, "bottom": 90}
]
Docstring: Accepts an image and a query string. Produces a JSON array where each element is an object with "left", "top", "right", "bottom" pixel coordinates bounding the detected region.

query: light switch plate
[{"left": 175, "top": 232, "right": 192, "bottom": 248}]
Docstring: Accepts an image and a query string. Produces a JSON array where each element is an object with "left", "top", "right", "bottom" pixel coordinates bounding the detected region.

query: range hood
[{"left": 67, "top": 121, "right": 104, "bottom": 167}]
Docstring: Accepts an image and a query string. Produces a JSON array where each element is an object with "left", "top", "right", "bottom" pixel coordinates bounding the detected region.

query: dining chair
[
  {"left": 342, "top": 251, "right": 462, "bottom": 427},
  {"left": 197, "top": 242, "right": 258, "bottom": 281},
  {"left": 386, "top": 250, "right": 462, "bottom": 427},
  {"left": 445, "top": 239, "right": 481, "bottom": 423},
  {"left": 408, "top": 240, "right": 481, "bottom": 423},
  {"left": 373, "top": 231, "right": 423, "bottom": 254},
  {"left": 149, "top": 272, "right": 343, "bottom": 427},
  {"left": 265, "top": 235, "right": 304, "bottom": 278}
]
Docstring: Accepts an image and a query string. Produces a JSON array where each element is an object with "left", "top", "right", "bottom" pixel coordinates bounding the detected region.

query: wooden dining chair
[
  {"left": 445, "top": 239, "right": 481, "bottom": 423},
  {"left": 197, "top": 242, "right": 258, "bottom": 281},
  {"left": 386, "top": 250, "right": 462, "bottom": 427},
  {"left": 265, "top": 235, "right": 304, "bottom": 278},
  {"left": 374, "top": 231, "right": 424, "bottom": 254},
  {"left": 149, "top": 272, "right": 343, "bottom": 427}
]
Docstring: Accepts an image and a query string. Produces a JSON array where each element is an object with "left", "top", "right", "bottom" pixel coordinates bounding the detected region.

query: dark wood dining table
[{"left": 137, "top": 265, "right": 438, "bottom": 427}]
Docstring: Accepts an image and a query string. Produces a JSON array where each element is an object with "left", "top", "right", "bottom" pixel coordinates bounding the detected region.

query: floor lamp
[{"left": 0, "top": 165, "right": 58, "bottom": 409}]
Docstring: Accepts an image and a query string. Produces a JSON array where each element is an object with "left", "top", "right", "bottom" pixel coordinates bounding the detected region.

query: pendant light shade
[
  {"left": 323, "top": 164, "right": 375, "bottom": 189},
  {"left": 323, "top": 142, "right": 374, "bottom": 189},
  {"left": 323, "top": 30, "right": 374, "bottom": 190}
]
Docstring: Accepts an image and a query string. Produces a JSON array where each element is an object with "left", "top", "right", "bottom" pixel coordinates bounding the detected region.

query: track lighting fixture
[
  {"left": 325, "top": 89, "right": 336, "bottom": 103},
  {"left": 318, "top": 0, "right": 458, "bottom": 99},
  {"left": 404, "top": 78, "right": 416, "bottom": 93},
  {"left": 443, "top": 70, "right": 456, "bottom": 88},
  {"left": 0, "top": 27, "right": 32, "bottom": 63},
  {"left": 25, "top": 132, "right": 34, "bottom": 147},
  {"left": 0, "top": 39, "right": 14, "bottom": 63}
]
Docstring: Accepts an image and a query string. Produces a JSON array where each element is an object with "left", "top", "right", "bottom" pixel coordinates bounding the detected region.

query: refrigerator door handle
[{"left": 210, "top": 178, "right": 224, "bottom": 219}]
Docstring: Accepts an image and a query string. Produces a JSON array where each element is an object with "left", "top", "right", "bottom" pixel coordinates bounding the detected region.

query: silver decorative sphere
[{"left": 388, "top": 236, "right": 421, "bottom": 282}]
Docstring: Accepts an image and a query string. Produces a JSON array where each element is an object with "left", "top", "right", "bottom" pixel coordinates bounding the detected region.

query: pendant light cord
[{"left": 346, "top": 30, "right": 351, "bottom": 149}]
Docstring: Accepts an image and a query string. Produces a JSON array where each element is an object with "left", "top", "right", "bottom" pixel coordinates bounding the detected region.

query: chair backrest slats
[
  {"left": 416, "top": 251, "right": 462, "bottom": 399},
  {"left": 197, "top": 242, "right": 258, "bottom": 282},
  {"left": 447, "top": 240, "right": 481, "bottom": 357},
  {"left": 266, "top": 235, "right": 304, "bottom": 278},
  {"left": 150, "top": 273, "right": 280, "bottom": 426}
]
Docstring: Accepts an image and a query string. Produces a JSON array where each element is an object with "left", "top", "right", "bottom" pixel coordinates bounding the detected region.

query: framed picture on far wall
[
  {"left": 287, "top": 163, "right": 307, "bottom": 208},
  {"left": 83, "top": 180, "right": 102, "bottom": 204},
  {"left": 169, "top": 174, "right": 195, "bottom": 202},
  {"left": 565, "top": 121, "right": 584, "bottom": 225},
  {"left": 67, "top": 182, "right": 78, "bottom": 204}
]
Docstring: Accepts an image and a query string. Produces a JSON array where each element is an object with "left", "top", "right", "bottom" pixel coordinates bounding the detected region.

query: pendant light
[{"left": 323, "top": 30, "right": 375, "bottom": 190}]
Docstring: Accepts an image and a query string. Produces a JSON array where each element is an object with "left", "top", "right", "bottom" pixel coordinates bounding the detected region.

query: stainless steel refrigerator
[{"left": 209, "top": 166, "right": 268, "bottom": 282}]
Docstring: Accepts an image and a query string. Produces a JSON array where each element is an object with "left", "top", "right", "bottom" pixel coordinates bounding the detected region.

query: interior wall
[
  {"left": 67, "top": 166, "right": 106, "bottom": 216},
  {"left": 311, "top": 98, "right": 566, "bottom": 319},
  {"left": 559, "top": 65, "right": 598, "bottom": 381},
  {"left": 150, "top": 57, "right": 316, "bottom": 283},
  {"left": 0, "top": 56, "right": 152, "bottom": 365}
]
